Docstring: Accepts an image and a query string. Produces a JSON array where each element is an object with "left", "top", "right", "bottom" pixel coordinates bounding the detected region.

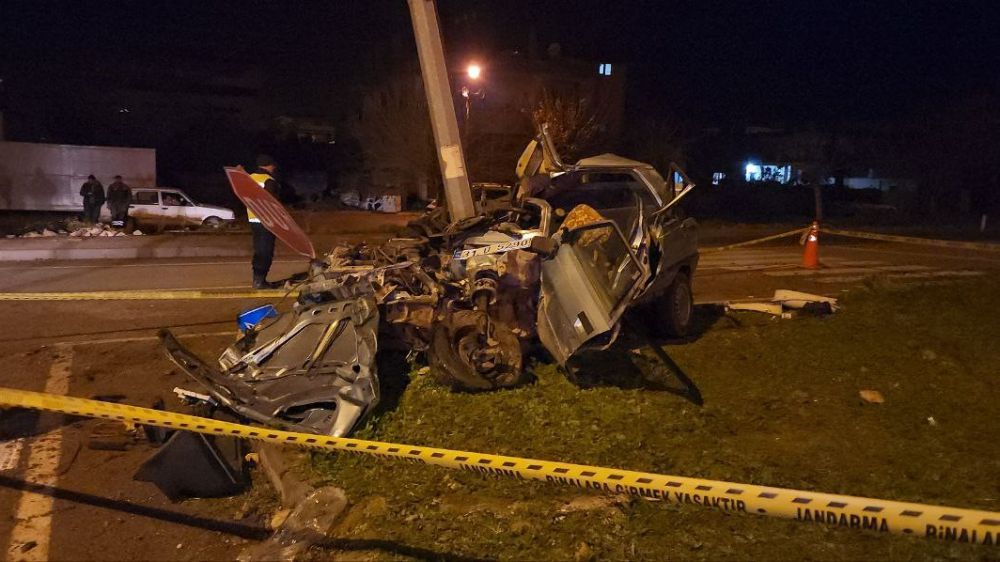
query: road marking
[
  {"left": 764, "top": 265, "right": 932, "bottom": 277},
  {"left": 816, "top": 270, "right": 985, "bottom": 284},
  {"left": 842, "top": 245, "right": 1000, "bottom": 265},
  {"left": 0, "top": 259, "right": 303, "bottom": 271},
  {"left": 65, "top": 330, "right": 237, "bottom": 347},
  {"left": 7, "top": 346, "right": 73, "bottom": 561}
]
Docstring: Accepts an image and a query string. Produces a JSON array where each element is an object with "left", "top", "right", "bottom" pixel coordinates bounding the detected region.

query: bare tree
[
  {"left": 350, "top": 73, "right": 439, "bottom": 199},
  {"left": 531, "top": 89, "right": 608, "bottom": 163}
]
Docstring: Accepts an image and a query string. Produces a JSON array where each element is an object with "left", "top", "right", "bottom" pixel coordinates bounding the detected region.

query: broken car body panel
[{"left": 162, "top": 292, "right": 380, "bottom": 437}]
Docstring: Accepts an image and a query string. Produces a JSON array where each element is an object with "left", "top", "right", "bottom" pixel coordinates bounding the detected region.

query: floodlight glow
[{"left": 467, "top": 63, "right": 482, "bottom": 80}]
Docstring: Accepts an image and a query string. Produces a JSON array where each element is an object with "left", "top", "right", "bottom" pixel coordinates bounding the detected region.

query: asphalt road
[
  {"left": 0, "top": 237, "right": 996, "bottom": 347},
  {"left": 1, "top": 236, "right": 998, "bottom": 560}
]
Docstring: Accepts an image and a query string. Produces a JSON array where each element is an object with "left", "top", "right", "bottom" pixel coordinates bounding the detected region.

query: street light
[{"left": 460, "top": 63, "right": 484, "bottom": 139}]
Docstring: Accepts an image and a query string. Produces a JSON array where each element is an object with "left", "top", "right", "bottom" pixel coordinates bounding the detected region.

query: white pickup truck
[{"left": 100, "top": 187, "right": 235, "bottom": 228}]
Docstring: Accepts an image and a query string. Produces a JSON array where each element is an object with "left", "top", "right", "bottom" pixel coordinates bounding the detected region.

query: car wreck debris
[
  {"left": 726, "top": 290, "right": 839, "bottom": 317},
  {"left": 162, "top": 127, "right": 700, "bottom": 437}
]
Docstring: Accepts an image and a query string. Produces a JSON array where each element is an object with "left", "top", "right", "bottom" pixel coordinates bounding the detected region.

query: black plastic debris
[{"left": 134, "top": 430, "right": 248, "bottom": 501}]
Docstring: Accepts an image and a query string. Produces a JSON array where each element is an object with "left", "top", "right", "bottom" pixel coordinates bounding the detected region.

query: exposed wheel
[
  {"left": 650, "top": 271, "right": 693, "bottom": 338},
  {"left": 428, "top": 310, "right": 525, "bottom": 391},
  {"left": 203, "top": 216, "right": 224, "bottom": 229}
]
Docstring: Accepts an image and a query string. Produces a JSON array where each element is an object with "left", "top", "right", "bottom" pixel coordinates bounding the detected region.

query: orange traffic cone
[{"left": 801, "top": 221, "right": 820, "bottom": 269}]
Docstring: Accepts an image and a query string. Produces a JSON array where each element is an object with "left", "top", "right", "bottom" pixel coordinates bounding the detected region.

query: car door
[
  {"left": 175, "top": 193, "right": 203, "bottom": 225},
  {"left": 158, "top": 191, "right": 187, "bottom": 226},
  {"left": 129, "top": 190, "right": 160, "bottom": 222},
  {"left": 649, "top": 165, "right": 698, "bottom": 269},
  {"left": 536, "top": 220, "right": 648, "bottom": 364}
]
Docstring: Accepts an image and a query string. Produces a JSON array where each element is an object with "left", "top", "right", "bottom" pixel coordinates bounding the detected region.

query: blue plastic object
[{"left": 238, "top": 305, "right": 278, "bottom": 332}]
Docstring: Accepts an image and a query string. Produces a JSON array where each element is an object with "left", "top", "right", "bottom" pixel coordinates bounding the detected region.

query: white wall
[{"left": 0, "top": 141, "right": 156, "bottom": 211}]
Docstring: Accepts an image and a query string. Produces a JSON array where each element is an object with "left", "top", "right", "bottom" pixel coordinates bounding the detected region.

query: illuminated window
[
  {"left": 597, "top": 63, "right": 613, "bottom": 76},
  {"left": 745, "top": 162, "right": 793, "bottom": 184},
  {"left": 762, "top": 164, "right": 792, "bottom": 183},
  {"left": 712, "top": 172, "right": 726, "bottom": 185}
]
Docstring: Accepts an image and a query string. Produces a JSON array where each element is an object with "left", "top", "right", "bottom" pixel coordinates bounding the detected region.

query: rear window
[
  {"left": 132, "top": 191, "right": 158, "bottom": 205},
  {"left": 548, "top": 173, "right": 657, "bottom": 211}
]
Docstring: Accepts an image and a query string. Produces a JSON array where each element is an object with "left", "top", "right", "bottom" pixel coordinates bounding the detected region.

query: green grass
[{"left": 306, "top": 278, "right": 1000, "bottom": 561}]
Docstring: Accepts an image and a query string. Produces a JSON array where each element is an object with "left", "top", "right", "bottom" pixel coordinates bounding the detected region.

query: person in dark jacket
[
  {"left": 106, "top": 175, "right": 132, "bottom": 228},
  {"left": 248, "top": 155, "right": 280, "bottom": 289},
  {"left": 79, "top": 175, "right": 105, "bottom": 223}
]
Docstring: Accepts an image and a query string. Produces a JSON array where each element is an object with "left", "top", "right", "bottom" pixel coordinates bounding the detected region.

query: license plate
[{"left": 453, "top": 237, "right": 532, "bottom": 260}]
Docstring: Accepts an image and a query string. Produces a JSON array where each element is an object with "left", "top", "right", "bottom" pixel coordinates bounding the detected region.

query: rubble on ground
[
  {"left": 338, "top": 189, "right": 403, "bottom": 213},
  {"left": 8, "top": 219, "right": 144, "bottom": 238},
  {"left": 859, "top": 389, "right": 885, "bottom": 404}
]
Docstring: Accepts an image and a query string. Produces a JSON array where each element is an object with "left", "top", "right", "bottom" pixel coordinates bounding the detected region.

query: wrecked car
[{"left": 161, "top": 127, "right": 699, "bottom": 437}]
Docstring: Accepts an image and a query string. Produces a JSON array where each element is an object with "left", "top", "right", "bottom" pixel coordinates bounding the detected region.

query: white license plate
[{"left": 453, "top": 238, "right": 532, "bottom": 260}]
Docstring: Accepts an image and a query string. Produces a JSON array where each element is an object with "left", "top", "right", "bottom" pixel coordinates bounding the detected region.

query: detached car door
[{"left": 537, "top": 220, "right": 647, "bottom": 364}]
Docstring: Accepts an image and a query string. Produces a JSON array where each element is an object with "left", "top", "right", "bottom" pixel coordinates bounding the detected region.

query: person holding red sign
[{"left": 248, "top": 155, "right": 281, "bottom": 289}]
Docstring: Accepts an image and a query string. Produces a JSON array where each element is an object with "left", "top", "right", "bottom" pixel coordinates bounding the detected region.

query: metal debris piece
[
  {"left": 727, "top": 290, "right": 839, "bottom": 317},
  {"left": 772, "top": 289, "right": 839, "bottom": 312},
  {"left": 726, "top": 302, "right": 785, "bottom": 316}
]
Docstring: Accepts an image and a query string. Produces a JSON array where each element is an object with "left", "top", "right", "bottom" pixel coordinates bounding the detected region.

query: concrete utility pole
[{"left": 406, "top": 0, "right": 476, "bottom": 221}]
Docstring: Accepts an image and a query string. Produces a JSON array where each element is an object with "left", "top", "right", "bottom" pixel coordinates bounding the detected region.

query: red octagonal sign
[{"left": 225, "top": 167, "right": 316, "bottom": 259}]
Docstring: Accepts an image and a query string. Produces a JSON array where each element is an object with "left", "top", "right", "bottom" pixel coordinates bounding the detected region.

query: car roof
[
  {"left": 574, "top": 153, "right": 653, "bottom": 170},
  {"left": 566, "top": 154, "right": 670, "bottom": 205},
  {"left": 133, "top": 187, "right": 184, "bottom": 194}
]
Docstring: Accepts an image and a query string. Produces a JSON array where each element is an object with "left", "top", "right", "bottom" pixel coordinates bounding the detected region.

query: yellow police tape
[
  {"left": 0, "top": 289, "right": 297, "bottom": 301},
  {"left": 824, "top": 228, "right": 1000, "bottom": 252},
  {"left": 0, "top": 387, "right": 997, "bottom": 546},
  {"left": 701, "top": 227, "right": 808, "bottom": 253}
]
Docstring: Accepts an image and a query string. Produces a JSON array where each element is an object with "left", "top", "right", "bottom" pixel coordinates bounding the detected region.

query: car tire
[
  {"left": 203, "top": 216, "right": 224, "bottom": 229},
  {"left": 649, "top": 271, "right": 693, "bottom": 338},
  {"left": 428, "top": 311, "right": 525, "bottom": 391}
]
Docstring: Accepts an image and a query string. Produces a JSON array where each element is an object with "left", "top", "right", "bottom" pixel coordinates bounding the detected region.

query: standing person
[
  {"left": 79, "top": 175, "right": 104, "bottom": 223},
  {"left": 249, "top": 155, "right": 280, "bottom": 289},
  {"left": 106, "top": 175, "right": 132, "bottom": 228}
]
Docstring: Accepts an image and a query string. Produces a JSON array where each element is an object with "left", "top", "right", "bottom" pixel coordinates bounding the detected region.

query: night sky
[{"left": 3, "top": 0, "right": 999, "bottom": 126}]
